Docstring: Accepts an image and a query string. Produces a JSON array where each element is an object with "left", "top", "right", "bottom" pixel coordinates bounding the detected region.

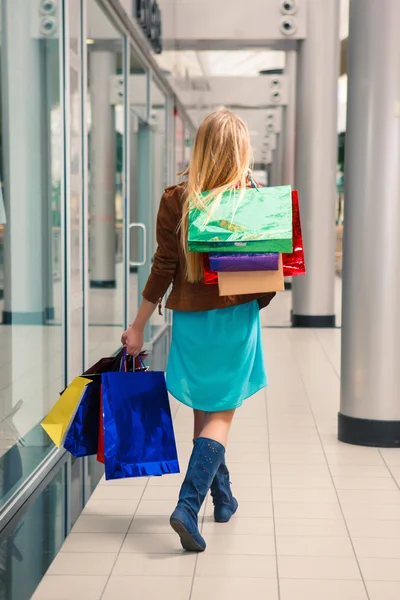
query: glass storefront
[
  {"left": 0, "top": 0, "right": 193, "bottom": 538},
  {"left": 0, "top": 0, "right": 64, "bottom": 511}
]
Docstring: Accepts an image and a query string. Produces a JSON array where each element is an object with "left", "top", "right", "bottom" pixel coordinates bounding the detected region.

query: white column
[
  {"left": 339, "top": 0, "right": 400, "bottom": 446},
  {"left": 89, "top": 51, "right": 116, "bottom": 288},
  {"left": 282, "top": 51, "right": 297, "bottom": 291},
  {"left": 269, "top": 134, "right": 283, "bottom": 187},
  {"left": 292, "top": 0, "right": 340, "bottom": 327},
  {"left": 2, "top": 0, "right": 45, "bottom": 324},
  {"left": 282, "top": 50, "right": 297, "bottom": 186}
]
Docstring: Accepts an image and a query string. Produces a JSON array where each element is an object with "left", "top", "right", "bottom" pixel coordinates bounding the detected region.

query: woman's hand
[{"left": 121, "top": 324, "right": 144, "bottom": 357}]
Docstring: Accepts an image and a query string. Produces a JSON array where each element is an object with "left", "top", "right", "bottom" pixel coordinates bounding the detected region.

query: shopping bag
[
  {"left": 63, "top": 380, "right": 101, "bottom": 458},
  {"left": 41, "top": 377, "right": 92, "bottom": 448},
  {"left": 188, "top": 185, "right": 293, "bottom": 253},
  {"left": 218, "top": 255, "right": 284, "bottom": 296},
  {"left": 102, "top": 371, "right": 179, "bottom": 480},
  {"left": 282, "top": 191, "right": 306, "bottom": 276},
  {"left": 92, "top": 350, "right": 149, "bottom": 465},
  {"left": 209, "top": 252, "right": 280, "bottom": 272},
  {"left": 203, "top": 254, "right": 218, "bottom": 285},
  {"left": 97, "top": 389, "right": 105, "bottom": 464}
]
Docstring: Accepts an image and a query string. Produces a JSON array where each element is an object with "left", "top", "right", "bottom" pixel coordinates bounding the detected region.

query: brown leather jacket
[{"left": 142, "top": 184, "right": 276, "bottom": 312}]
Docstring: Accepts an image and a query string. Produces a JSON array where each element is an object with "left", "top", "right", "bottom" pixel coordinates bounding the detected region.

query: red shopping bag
[
  {"left": 203, "top": 254, "right": 218, "bottom": 285},
  {"left": 282, "top": 190, "right": 306, "bottom": 277}
]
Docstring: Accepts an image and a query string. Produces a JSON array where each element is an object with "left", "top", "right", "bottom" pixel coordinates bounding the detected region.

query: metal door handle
[{"left": 129, "top": 223, "right": 147, "bottom": 267}]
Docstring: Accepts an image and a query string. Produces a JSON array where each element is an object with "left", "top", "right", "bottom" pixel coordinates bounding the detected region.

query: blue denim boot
[
  {"left": 170, "top": 437, "right": 225, "bottom": 552},
  {"left": 210, "top": 458, "right": 238, "bottom": 523}
]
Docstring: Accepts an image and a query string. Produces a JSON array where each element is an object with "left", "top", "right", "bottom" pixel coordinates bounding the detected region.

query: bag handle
[
  {"left": 248, "top": 171, "right": 261, "bottom": 192},
  {"left": 120, "top": 348, "right": 147, "bottom": 372}
]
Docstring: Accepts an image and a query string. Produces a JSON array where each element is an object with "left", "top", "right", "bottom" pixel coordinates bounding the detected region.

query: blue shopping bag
[
  {"left": 63, "top": 380, "right": 101, "bottom": 458},
  {"left": 102, "top": 370, "right": 180, "bottom": 480}
]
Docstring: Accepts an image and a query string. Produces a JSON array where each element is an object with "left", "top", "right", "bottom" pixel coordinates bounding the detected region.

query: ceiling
[{"left": 156, "top": 50, "right": 286, "bottom": 78}]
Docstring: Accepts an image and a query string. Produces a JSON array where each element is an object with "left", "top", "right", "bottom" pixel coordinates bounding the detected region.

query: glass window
[
  {"left": 86, "top": 0, "right": 127, "bottom": 366},
  {"left": 0, "top": 0, "right": 63, "bottom": 510},
  {"left": 0, "top": 459, "right": 67, "bottom": 600}
]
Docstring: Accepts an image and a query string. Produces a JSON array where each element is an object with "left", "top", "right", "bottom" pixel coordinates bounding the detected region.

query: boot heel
[{"left": 170, "top": 516, "right": 206, "bottom": 552}]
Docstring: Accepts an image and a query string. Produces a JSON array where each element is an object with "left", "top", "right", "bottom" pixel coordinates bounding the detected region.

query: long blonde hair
[{"left": 180, "top": 108, "right": 253, "bottom": 282}]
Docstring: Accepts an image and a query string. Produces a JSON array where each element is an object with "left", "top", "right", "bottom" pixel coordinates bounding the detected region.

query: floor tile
[
  {"left": 229, "top": 485, "right": 272, "bottom": 502},
  {"left": 346, "top": 519, "right": 400, "bottom": 539},
  {"left": 270, "top": 453, "right": 327, "bottom": 465},
  {"left": 83, "top": 499, "right": 140, "bottom": 517},
  {"left": 135, "top": 500, "right": 177, "bottom": 516},
  {"left": 353, "top": 538, "right": 400, "bottom": 559},
  {"left": 227, "top": 472, "right": 271, "bottom": 487},
  {"left": 94, "top": 486, "right": 144, "bottom": 500},
  {"left": 205, "top": 500, "right": 273, "bottom": 518},
  {"left": 101, "top": 576, "right": 192, "bottom": 600},
  {"left": 226, "top": 451, "right": 270, "bottom": 464},
  {"left": 359, "top": 557, "right": 400, "bottom": 581},
  {"left": 272, "top": 475, "right": 334, "bottom": 489},
  {"left": 202, "top": 516, "right": 274, "bottom": 536},
  {"left": 275, "top": 517, "right": 348, "bottom": 537},
  {"left": 147, "top": 473, "right": 185, "bottom": 487},
  {"left": 341, "top": 503, "right": 400, "bottom": 520},
  {"left": 191, "top": 577, "right": 279, "bottom": 600},
  {"left": 120, "top": 533, "right": 182, "bottom": 554},
  {"left": 32, "top": 576, "right": 108, "bottom": 600},
  {"left": 379, "top": 450, "right": 400, "bottom": 467},
  {"left": 333, "top": 477, "right": 399, "bottom": 490},
  {"left": 196, "top": 554, "right": 277, "bottom": 578},
  {"left": 326, "top": 454, "right": 386, "bottom": 466},
  {"left": 280, "top": 579, "right": 368, "bottom": 600},
  {"left": 338, "top": 489, "right": 400, "bottom": 505},
  {"left": 129, "top": 515, "right": 174, "bottom": 534},
  {"left": 73, "top": 515, "right": 132, "bottom": 534},
  {"left": 61, "top": 533, "right": 125, "bottom": 554},
  {"left": 329, "top": 465, "right": 393, "bottom": 478},
  {"left": 142, "top": 486, "right": 180, "bottom": 501},
  {"left": 228, "top": 462, "right": 270, "bottom": 475},
  {"left": 271, "top": 463, "right": 331, "bottom": 477},
  {"left": 274, "top": 502, "right": 343, "bottom": 520},
  {"left": 99, "top": 476, "right": 148, "bottom": 487},
  {"left": 276, "top": 535, "right": 354, "bottom": 557},
  {"left": 112, "top": 553, "right": 196, "bottom": 576},
  {"left": 366, "top": 581, "right": 400, "bottom": 600},
  {"left": 278, "top": 555, "right": 361, "bottom": 580},
  {"left": 273, "top": 488, "right": 338, "bottom": 503},
  {"left": 47, "top": 552, "right": 116, "bottom": 575},
  {"left": 204, "top": 534, "right": 275, "bottom": 555},
  {"left": 269, "top": 442, "right": 324, "bottom": 455}
]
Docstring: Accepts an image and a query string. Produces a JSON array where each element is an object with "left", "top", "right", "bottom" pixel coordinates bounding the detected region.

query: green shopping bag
[{"left": 188, "top": 185, "right": 293, "bottom": 253}]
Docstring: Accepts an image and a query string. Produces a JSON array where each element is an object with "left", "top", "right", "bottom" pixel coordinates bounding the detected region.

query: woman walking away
[{"left": 121, "top": 108, "right": 275, "bottom": 552}]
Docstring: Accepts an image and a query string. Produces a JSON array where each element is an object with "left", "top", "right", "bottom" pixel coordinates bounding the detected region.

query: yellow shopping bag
[{"left": 41, "top": 376, "right": 92, "bottom": 448}]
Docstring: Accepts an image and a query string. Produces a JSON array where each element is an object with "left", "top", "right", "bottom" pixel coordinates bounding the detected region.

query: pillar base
[
  {"left": 338, "top": 412, "right": 400, "bottom": 448},
  {"left": 2, "top": 310, "right": 44, "bottom": 325},
  {"left": 284, "top": 280, "right": 292, "bottom": 291},
  {"left": 90, "top": 280, "right": 116, "bottom": 289},
  {"left": 292, "top": 314, "right": 336, "bottom": 328}
]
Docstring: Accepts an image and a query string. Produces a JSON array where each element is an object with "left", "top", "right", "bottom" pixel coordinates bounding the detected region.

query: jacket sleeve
[{"left": 142, "top": 191, "right": 180, "bottom": 304}]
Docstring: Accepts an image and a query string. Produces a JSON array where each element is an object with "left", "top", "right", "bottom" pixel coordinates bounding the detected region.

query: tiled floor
[{"left": 33, "top": 295, "right": 400, "bottom": 600}]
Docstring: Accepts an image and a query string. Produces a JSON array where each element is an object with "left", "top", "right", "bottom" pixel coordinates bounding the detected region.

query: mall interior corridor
[{"left": 32, "top": 292, "right": 400, "bottom": 600}]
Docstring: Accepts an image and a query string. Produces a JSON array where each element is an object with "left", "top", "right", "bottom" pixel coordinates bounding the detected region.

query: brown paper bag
[{"left": 218, "top": 255, "right": 284, "bottom": 296}]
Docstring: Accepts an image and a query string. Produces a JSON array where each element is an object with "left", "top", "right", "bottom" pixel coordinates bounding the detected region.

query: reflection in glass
[
  {"left": 0, "top": 461, "right": 67, "bottom": 600},
  {"left": 0, "top": 0, "right": 63, "bottom": 510},
  {"left": 86, "top": 0, "right": 126, "bottom": 366}
]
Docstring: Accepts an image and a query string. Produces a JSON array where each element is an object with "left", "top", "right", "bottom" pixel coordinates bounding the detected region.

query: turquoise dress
[{"left": 166, "top": 300, "right": 267, "bottom": 412}]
